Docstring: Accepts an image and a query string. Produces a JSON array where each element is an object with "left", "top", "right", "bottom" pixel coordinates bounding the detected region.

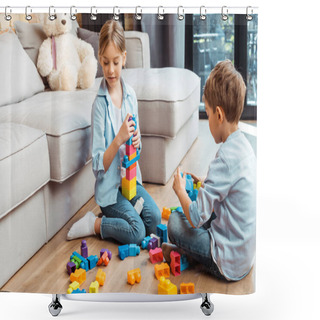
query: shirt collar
[{"left": 97, "top": 77, "right": 130, "bottom": 101}]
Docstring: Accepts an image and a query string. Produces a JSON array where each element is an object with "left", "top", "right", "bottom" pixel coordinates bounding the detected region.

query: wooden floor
[{"left": 1, "top": 120, "right": 255, "bottom": 295}]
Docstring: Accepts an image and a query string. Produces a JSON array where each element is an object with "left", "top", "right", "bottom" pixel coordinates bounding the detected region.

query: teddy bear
[{"left": 37, "top": 13, "right": 97, "bottom": 91}]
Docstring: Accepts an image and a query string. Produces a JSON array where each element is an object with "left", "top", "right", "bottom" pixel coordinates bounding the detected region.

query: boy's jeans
[
  {"left": 168, "top": 211, "right": 227, "bottom": 281},
  {"left": 100, "top": 182, "right": 161, "bottom": 245}
]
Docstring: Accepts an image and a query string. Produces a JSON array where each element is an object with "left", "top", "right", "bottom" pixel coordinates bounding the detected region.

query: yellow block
[
  {"left": 89, "top": 281, "right": 99, "bottom": 293},
  {"left": 67, "top": 281, "right": 79, "bottom": 294},
  {"left": 158, "top": 276, "right": 177, "bottom": 295},
  {"left": 122, "top": 176, "right": 136, "bottom": 190}
]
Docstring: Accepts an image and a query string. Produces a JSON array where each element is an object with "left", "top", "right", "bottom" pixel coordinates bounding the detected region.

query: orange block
[
  {"left": 162, "top": 207, "right": 171, "bottom": 220},
  {"left": 154, "top": 262, "right": 170, "bottom": 280},
  {"left": 127, "top": 268, "right": 141, "bottom": 285},
  {"left": 97, "top": 251, "right": 110, "bottom": 266},
  {"left": 96, "top": 269, "right": 106, "bottom": 286},
  {"left": 70, "top": 268, "right": 86, "bottom": 285},
  {"left": 180, "top": 282, "right": 195, "bottom": 294}
]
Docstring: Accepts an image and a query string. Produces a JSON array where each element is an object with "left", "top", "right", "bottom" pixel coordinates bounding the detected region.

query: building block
[
  {"left": 87, "top": 255, "right": 98, "bottom": 270},
  {"left": 180, "top": 282, "right": 195, "bottom": 294},
  {"left": 89, "top": 281, "right": 99, "bottom": 293},
  {"left": 121, "top": 185, "right": 137, "bottom": 200},
  {"left": 149, "top": 247, "right": 163, "bottom": 264},
  {"left": 180, "top": 254, "right": 189, "bottom": 272},
  {"left": 70, "top": 251, "right": 89, "bottom": 271},
  {"left": 70, "top": 268, "right": 86, "bottom": 285},
  {"left": 66, "top": 262, "right": 76, "bottom": 275},
  {"left": 67, "top": 281, "right": 79, "bottom": 294},
  {"left": 147, "top": 238, "right": 158, "bottom": 251},
  {"left": 71, "top": 288, "right": 86, "bottom": 294},
  {"left": 154, "top": 263, "right": 170, "bottom": 280},
  {"left": 128, "top": 151, "right": 137, "bottom": 161},
  {"left": 150, "top": 233, "right": 161, "bottom": 247},
  {"left": 156, "top": 224, "right": 168, "bottom": 244},
  {"left": 188, "top": 189, "right": 198, "bottom": 201},
  {"left": 100, "top": 248, "right": 112, "bottom": 261},
  {"left": 97, "top": 251, "right": 110, "bottom": 266},
  {"left": 122, "top": 149, "right": 140, "bottom": 169},
  {"left": 127, "top": 268, "right": 141, "bottom": 285},
  {"left": 96, "top": 269, "right": 106, "bottom": 286},
  {"left": 81, "top": 240, "right": 88, "bottom": 258},
  {"left": 118, "top": 244, "right": 129, "bottom": 260},
  {"left": 141, "top": 236, "right": 151, "bottom": 249},
  {"left": 196, "top": 181, "right": 201, "bottom": 190},
  {"left": 170, "top": 251, "right": 181, "bottom": 276},
  {"left": 126, "top": 166, "right": 137, "bottom": 180},
  {"left": 162, "top": 207, "right": 171, "bottom": 220},
  {"left": 128, "top": 244, "right": 140, "bottom": 257},
  {"left": 158, "top": 276, "right": 177, "bottom": 295},
  {"left": 181, "top": 173, "right": 193, "bottom": 193},
  {"left": 126, "top": 143, "right": 136, "bottom": 156},
  {"left": 122, "top": 176, "right": 136, "bottom": 190}
]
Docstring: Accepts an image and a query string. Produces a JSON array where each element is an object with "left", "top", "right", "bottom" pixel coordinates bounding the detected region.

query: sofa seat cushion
[
  {"left": 0, "top": 123, "right": 50, "bottom": 218},
  {"left": 0, "top": 81, "right": 99, "bottom": 182},
  {"left": 122, "top": 68, "right": 200, "bottom": 138}
]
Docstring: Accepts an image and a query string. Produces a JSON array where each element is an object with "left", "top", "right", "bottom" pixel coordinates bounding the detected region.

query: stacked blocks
[
  {"left": 156, "top": 224, "right": 168, "bottom": 245},
  {"left": 122, "top": 115, "right": 139, "bottom": 200},
  {"left": 96, "top": 269, "right": 106, "bottom": 286},
  {"left": 127, "top": 268, "right": 141, "bottom": 285},
  {"left": 149, "top": 248, "right": 163, "bottom": 264},
  {"left": 81, "top": 240, "right": 88, "bottom": 258},
  {"left": 141, "top": 236, "right": 151, "bottom": 249},
  {"left": 181, "top": 172, "right": 199, "bottom": 202},
  {"left": 150, "top": 233, "right": 161, "bottom": 247},
  {"left": 154, "top": 263, "right": 170, "bottom": 280},
  {"left": 97, "top": 251, "right": 109, "bottom": 266},
  {"left": 67, "top": 281, "right": 79, "bottom": 294},
  {"left": 158, "top": 276, "right": 177, "bottom": 295},
  {"left": 118, "top": 244, "right": 140, "bottom": 260},
  {"left": 180, "top": 254, "right": 189, "bottom": 272},
  {"left": 87, "top": 255, "right": 98, "bottom": 270},
  {"left": 170, "top": 251, "right": 181, "bottom": 276},
  {"left": 71, "top": 288, "right": 86, "bottom": 294},
  {"left": 180, "top": 283, "right": 195, "bottom": 294},
  {"left": 89, "top": 281, "right": 99, "bottom": 293},
  {"left": 100, "top": 248, "right": 112, "bottom": 260},
  {"left": 70, "top": 251, "right": 89, "bottom": 271},
  {"left": 70, "top": 268, "right": 86, "bottom": 285}
]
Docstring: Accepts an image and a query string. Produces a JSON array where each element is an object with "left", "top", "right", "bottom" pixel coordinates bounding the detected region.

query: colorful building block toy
[
  {"left": 127, "top": 268, "right": 141, "bottom": 285},
  {"left": 96, "top": 269, "right": 106, "bottom": 286},
  {"left": 149, "top": 247, "right": 164, "bottom": 264},
  {"left": 129, "top": 244, "right": 140, "bottom": 256},
  {"left": 100, "top": 248, "right": 112, "bottom": 260},
  {"left": 67, "top": 281, "right": 79, "bottom": 294},
  {"left": 170, "top": 251, "right": 181, "bottom": 276},
  {"left": 70, "top": 268, "right": 86, "bottom": 285},
  {"left": 70, "top": 251, "right": 89, "bottom": 271},
  {"left": 97, "top": 251, "right": 110, "bottom": 266},
  {"left": 180, "top": 282, "right": 195, "bottom": 294},
  {"left": 154, "top": 263, "right": 170, "bottom": 280},
  {"left": 180, "top": 254, "right": 189, "bottom": 272},
  {"left": 158, "top": 276, "right": 177, "bottom": 295},
  {"left": 141, "top": 236, "right": 151, "bottom": 249},
  {"left": 81, "top": 240, "right": 88, "bottom": 258},
  {"left": 147, "top": 238, "right": 158, "bottom": 251},
  {"left": 118, "top": 244, "right": 140, "bottom": 260},
  {"left": 150, "top": 233, "right": 161, "bottom": 247},
  {"left": 156, "top": 224, "right": 168, "bottom": 244},
  {"left": 71, "top": 288, "right": 86, "bottom": 294},
  {"left": 66, "top": 262, "right": 76, "bottom": 275},
  {"left": 87, "top": 255, "right": 98, "bottom": 270},
  {"left": 162, "top": 207, "right": 171, "bottom": 220},
  {"left": 89, "top": 281, "right": 99, "bottom": 293}
]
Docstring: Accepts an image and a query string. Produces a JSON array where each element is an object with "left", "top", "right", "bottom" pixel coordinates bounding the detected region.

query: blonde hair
[
  {"left": 204, "top": 60, "right": 246, "bottom": 123},
  {"left": 98, "top": 20, "right": 126, "bottom": 56}
]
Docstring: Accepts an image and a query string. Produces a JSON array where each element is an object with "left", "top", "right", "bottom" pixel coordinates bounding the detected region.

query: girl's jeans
[
  {"left": 168, "top": 210, "right": 227, "bottom": 281},
  {"left": 100, "top": 182, "right": 161, "bottom": 245}
]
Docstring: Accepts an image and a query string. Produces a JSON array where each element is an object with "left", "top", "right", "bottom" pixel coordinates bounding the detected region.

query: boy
[{"left": 162, "top": 60, "right": 256, "bottom": 281}]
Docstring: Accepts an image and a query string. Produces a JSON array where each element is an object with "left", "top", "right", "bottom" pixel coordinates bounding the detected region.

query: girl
[{"left": 67, "top": 20, "right": 161, "bottom": 244}]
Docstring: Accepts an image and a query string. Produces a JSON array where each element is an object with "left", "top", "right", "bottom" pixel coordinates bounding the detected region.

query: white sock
[{"left": 67, "top": 211, "right": 96, "bottom": 240}]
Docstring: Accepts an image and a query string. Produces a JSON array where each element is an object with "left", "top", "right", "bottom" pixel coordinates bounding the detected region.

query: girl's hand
[
  {"left": 132, "top": 128, "right": 140, "bottom": 149},
  {"left": 116, "top": 113, "right": 135, "bottom": 146},
  {"left": 173, "top": 167, "right": 187, "bottom": 196},
  {"left": 187, "top": 172, "right": 203, "bottom": 186}
]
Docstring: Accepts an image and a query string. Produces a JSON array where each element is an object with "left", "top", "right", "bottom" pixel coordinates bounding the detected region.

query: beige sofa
[{"left": 0, "top": 24, "right": 200, "bottom": 288}]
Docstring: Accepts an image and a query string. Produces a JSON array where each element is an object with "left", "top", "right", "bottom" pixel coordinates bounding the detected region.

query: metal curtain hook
[
  {"left": 177, "top": 6, "right": 184, "bottom": 21},
  {"left": 25, "top": 6, "right": 32, "bottom": 21},
  {"left": 90, "top": 6, "right": 97, "bottom": 21},
  {"left": 5, "top": 6, "right": 12, "bottom": 21},
  {"left": 221, "top": 6, "right": 228, "bottom": 21},
  {"left": 135, "top": 6, "right": 142, "bottom": 20},
  {"left": 70, "top": 6, "right": 77, "bottom": 21},
  {"left": 113, "top": 6, "right": 120, "bottom": 21},
  {"left": 158, "top": 6, "right": 164, "bottom": 21},
  {"left": 200, "top": 6, "right": 207, "bottom": 20},
  {"left": 246, "top": 6, "right": 253, "bottom": 21},
  {"left": 49, "top": 6, "right": 56, "bottom": 21}
]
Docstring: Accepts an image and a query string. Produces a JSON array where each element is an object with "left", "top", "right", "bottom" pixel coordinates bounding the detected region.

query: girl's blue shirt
[{"left": 91, "top": 77, "right": 142, "bottom": 207}]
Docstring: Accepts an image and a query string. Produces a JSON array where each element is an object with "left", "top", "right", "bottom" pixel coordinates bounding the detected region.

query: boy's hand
[
  {"left": 187, "top": 172, "right": 203, "bottom": 187},
  {"left": 173, "top": 167, "right": 187, "bottom": 196},
  {"left": 132, "top": 128, "right": 140, "bottom": 149},
  {"left": 116, "top": 113, "right": 135, "bottom": 146}
]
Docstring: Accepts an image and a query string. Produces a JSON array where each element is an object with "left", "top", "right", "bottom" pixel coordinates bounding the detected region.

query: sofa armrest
[{"left": 124, "top": 31, "right": 150, "bottom": 69}]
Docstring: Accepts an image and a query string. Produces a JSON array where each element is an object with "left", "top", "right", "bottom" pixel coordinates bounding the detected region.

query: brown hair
[
  {"left": 98, "top": 20, "right": 126, "bottom": 56},
  {"left": 204, "top": 60, "right": 246, "bottom": 123}
]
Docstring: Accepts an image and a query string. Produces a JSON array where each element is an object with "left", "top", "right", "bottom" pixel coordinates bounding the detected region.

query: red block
[
  {"left": 126, "top": 144, "right": 136, "bottom": 156},
  {"left": 149, "top": 247, "right": 163, "bottom": 264},
  {"left": 126, "top": 166, "right": 137, "bottom": 180},
  {"left": 170, "top": 251, "right": 181, "bottom": 276}
]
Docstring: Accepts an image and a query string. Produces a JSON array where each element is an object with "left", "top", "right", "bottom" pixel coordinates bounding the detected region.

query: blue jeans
[
  {"left": 100, "top": 182, "right": 161, "bottom": 245},
  {"left": 168, "top": 211, "right": 227, "bottom": 280}
]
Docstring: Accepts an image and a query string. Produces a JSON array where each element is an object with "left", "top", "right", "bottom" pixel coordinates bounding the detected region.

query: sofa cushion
[
  {"left": 0, "top": 123, "right": 50, "bottom": 219},
  {"left": 122, "top": 68, "right": 200, "bottom": 138},
  {"left": 0, "top": 81, "right": 99, "bottom": 182},
  {"left": 0, "top": 31, "right": 44, "bottom": 107}
]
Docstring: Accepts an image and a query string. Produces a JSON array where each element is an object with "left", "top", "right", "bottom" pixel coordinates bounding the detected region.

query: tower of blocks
[{"left": 122, "top": 115, "right": 141, "bottom": 200}]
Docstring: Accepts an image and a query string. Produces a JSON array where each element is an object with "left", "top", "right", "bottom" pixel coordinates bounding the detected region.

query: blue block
[
  {"left": 71, "top": 288, "right": 86, "bottom": 294},
  {"left": 188, "top": 189, "right": 198, "bottom": 202},
  {"left": 175, "top": 206, "right": 183, "bottom": 213},
  {"left": 70, "top": 251, "right": 89, "bottom": 271},
  {"left": 128, "top": 244, "right": 140, "bottom": 257},
  {"left": 141, "top": 236, "right": 151, "bottom": 250},
  {"left": 87, "top": 255, "right": 98, "bottom": 269},
  {"left": 122, "top": 149, "right": 140, "bottom": 169},
  {"left": 156, "top": 224, "right": 168, "bottom": 244},
  {"left": 180, "top": 255, "right": 189, "bottom": 272},
  {"left": 118, "top": 244, "right": 129, "bottom": 260}
]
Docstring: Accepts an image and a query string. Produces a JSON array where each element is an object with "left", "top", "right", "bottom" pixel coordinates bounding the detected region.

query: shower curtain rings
[
  {"left": 200, "top": 6, "right": 207, "bottom": 20},
  {"left": 4, "top": 6, "right": 12, "bottom": 21},
  {"left": 221, "top": 6, "right": 228, "bottom": 21},
  {"left": 177, "top": 6, "right": 184, "bottom": 21},
  {"left": 157, "top": 6, "right": 164, "bottom": 21},
  {"left": 246, "top": 6, "right": 253, "bottom": 21},
  {"left": 90, "top": 6, "right": 97, "bottom": 21},
  {"left": 70, "top": 6, "right": 77, "bottom": 21},
  {"left": 135, "top": 6, "right": 142, "bottom": 20},
  {"left": 113, "top": 6, "right": 120, "bottom": 21},
  {"left": 49, "top": 6, "right": 56, "bottom": 21},
  {"left": 25, "top": 6, "right": 32, "bottom": 21}
]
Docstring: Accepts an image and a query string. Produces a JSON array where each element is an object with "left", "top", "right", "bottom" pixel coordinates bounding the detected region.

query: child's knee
[{"left": 167, "top": 211, "right": 181, "bottom": 237}]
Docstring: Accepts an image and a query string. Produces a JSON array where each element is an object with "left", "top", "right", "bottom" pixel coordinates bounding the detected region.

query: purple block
[
  {"left": 147, "top": 238, "right": 158, "bottom": 251},
  {"left": 100, "top": 248, "right": 112, "bottom": 261},
  {"left": 81, "top": 240, "right": 88, "bottom": 258},
  {"left": 66, "top": 262, "right": 76, "bottom": 275}
]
